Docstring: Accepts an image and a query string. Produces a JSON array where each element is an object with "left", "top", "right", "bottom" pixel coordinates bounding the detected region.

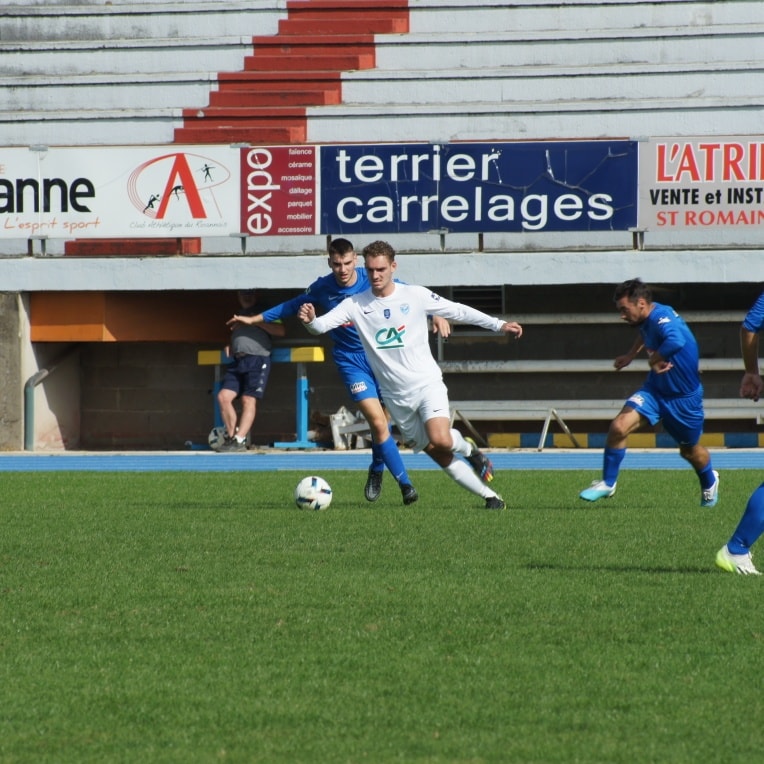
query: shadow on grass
[
  {"left": 524, "top": 562, "right": 718, "bottom": 575},
  {"left": 129, "top": 500, "right": 290, "bottom": 511}
]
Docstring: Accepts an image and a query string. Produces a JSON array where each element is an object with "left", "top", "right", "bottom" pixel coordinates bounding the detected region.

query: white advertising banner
[
  {"left": 0, "top": 146, "right": 241, "bottom": 239},
  {"left": 639, "top": 136, "right": 764, "bottom": 230}
]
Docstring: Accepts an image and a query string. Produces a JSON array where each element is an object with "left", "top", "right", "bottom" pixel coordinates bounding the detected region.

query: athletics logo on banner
[{"left": 0, "top": 146, "right": 239, "bottom": 239}]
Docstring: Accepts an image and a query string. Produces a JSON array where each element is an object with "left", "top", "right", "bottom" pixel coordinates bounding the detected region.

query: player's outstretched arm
[
  {"left": 259, "top": 320, "right": 286, "bottom": 338},
  {"left": 226, "top": 312, "right": 262, "bottom": 327}
]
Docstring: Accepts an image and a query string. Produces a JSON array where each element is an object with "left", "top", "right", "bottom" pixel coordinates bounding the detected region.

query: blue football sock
[
  {"left": 602, "top": 447, "right": 626, "bottom": 486},
  {"left": 696, "top": 463, "right": 717, "bottom": 490},
  {"left": 370, "top": 442, "right": 385, "bottom": 472},
  {"left": 378, "top": 436, "right": 410, "bottom": 485},
  {"left": 728, "top": 483, "right": 764, "bottom": 555}
]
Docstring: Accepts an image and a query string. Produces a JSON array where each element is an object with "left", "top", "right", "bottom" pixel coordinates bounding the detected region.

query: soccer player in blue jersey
[
  {"left": 579, "top": 278, "right": 719, "bottom": 507},
  {"left": 715, "top": 289, "right": 764, "bottom": 575},
  {"left": 227, "top": 238, "right": 449, "bottom": 506}
]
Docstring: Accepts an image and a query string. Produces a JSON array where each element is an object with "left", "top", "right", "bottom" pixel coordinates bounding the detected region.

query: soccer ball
[
  {"left": 294, "top": 475, "right": 333, "bottom": 511},
  {"left": 208, "top": 426, "right": 227, "bottom": 450}
]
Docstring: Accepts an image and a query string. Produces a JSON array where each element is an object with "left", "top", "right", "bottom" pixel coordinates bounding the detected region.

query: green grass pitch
[{"left": 1, "top": 469, "right": 763, "bottom": 763}]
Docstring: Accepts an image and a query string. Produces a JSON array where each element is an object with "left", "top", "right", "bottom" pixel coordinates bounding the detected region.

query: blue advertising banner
[{"left": 319, "top": 140, "right": 638, "bottom": 235}]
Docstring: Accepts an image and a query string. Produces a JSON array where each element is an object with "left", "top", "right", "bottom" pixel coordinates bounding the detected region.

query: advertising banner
[
  {"left": 639, "top": 137, "right": 764, "bottom": 230},
  {"left": 319, "top": 140, "right": 638, "bottom": 234},
  {"left": 1, "top": 140, "right": 638, "bottom": 239},
  {"left": 0, "top": 146, "right": 240, "bottom": 239},
  {"left": 239, "top": 145, "right": 319, "bottom": 236}
]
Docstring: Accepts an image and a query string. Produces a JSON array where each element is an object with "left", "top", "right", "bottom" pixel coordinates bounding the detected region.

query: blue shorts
[
  {"left": 220, "top": 354, "right": 271, "bottom": 399},
  {"left": 624, "top": 387, "right": 704, "bottom": 446},
  {"left": 334, "top": 349, "right": 382, "bottom": 403}
]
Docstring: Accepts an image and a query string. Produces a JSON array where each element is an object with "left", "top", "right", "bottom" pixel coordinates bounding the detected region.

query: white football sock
[
  {"left": 444, "top": 459, "right": 492, "bottom": 498},
  {"left": 450, "top": 428, "right": 473, "bottom": 456}
]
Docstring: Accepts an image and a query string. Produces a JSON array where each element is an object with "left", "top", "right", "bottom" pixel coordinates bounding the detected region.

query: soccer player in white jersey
[{"left": 298, "top": 240, "right": 523, "bottom": 510}]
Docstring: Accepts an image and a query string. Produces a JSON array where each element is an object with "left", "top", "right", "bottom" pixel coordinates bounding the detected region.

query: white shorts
[{"left": 383, "top": 380, "right": 451, "bottom": 452}]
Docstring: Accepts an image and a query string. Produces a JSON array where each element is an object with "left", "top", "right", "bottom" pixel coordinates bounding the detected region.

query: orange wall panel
[
  {"left": 30, "top": 292, "right": 109, "bottom": 341},
  {"left": 31, "top": 292, "right": 239, "bottom": 343}
]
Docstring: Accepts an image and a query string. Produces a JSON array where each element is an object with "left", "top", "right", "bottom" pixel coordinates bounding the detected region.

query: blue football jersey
[
  {"left": 260, "top": 267, "right": 370, "bottom": 354},
  {"left": 640, "top": 302, "right": 701, "bottom": 397},
  {"left": 743, "top": 291, "right": 764, "bottom": 334}
]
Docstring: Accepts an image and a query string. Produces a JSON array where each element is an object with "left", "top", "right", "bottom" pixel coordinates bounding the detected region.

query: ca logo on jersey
[{"left": 375, "top": 325, "right": 406, "bottom": 349}]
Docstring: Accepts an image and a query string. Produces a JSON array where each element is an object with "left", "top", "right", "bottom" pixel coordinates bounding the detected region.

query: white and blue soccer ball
[
  {"left": 208, "top": 426, "right": 227, "bottom": 450},
  {"left": 294, "top": 475, "right": 333, "bottom": 511}
]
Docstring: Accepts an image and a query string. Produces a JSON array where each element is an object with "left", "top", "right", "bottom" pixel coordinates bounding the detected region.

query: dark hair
[
  {"left": 328, "top": 238, "right": 354, "bottom": 257},
  {"left": 362, "top": 240, "right": 396, "bottom": 262},
  {"left": 613, "top": 278, "right": 652, "bottom": 304}
]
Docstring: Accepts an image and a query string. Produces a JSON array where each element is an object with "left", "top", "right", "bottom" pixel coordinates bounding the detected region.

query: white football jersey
[{"left": 306, "top": 283, "right": 504, "bottom": 398}]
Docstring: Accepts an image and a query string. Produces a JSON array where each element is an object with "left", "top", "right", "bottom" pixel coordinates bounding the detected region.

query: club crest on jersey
[
  {"left": 375, "top": 325, "right": 406, "bottom": 349},
  {"left": 400, "top": 303, "right": 410, "bottom": 315},
  {"left": 384, "top": 309, "right": 391, "bottom": 319}
]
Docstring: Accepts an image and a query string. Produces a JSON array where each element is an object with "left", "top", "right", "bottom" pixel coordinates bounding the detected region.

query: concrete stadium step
[
  {"left": 181, "top": 105, "right": 306, "bottom": 122},
  {"left": 0, "top": 36, "right": 255, "bottom": 77},
  {"left": 0, "top": 107, "right": 182, "bottom": 146},
  {"left": 304, "top": 94, "right": 764, "bottom": 143},
  {"left": 0, "top": 1, "right": 283, "bottom": 42},
  {"left": 278, "top": 16, "right": 408, "bottom": 35},
  {"left": 0, "top": 71, "right": 217, "bottom": 112},
  {"left": 7, "top": 92, "right": 763, "bottom": 147},
  {"left": 209, "top": 87, "right": 341, "bottom": 107},
  {"left": 406, "top": 0, "right": 762, "bottom": 34},
  {"left": 5, "top": 89, "right": 761, "bottom": 148},
  {"left": 369, "top": 25, "right": 764, "bottom": 71},
  {"left": 340, "top": 61, "right": 763, "bottom": 106},
  {"left": 210, "top": 70, "right": 343, "bottom": 108},
  {"left": 286, "top": 0, "right": 408, "bottom": 18},
  {"left": 245, "top": 34, "right": 377, "bottom": 68},
  {"left": 251, "top": 33, "right": 376, "bottom": 51},
  {"left": 216, "top": 70, "right": 342, "bottom": 88},
  {"left": 178, "top": 106, "right": 308, "bottom": 144},
  {"left": 174, "top": 124, "right": 306, "bottom": 144},
  {"left": 243, "top": 52, "right": 375, "bottom": 71}
]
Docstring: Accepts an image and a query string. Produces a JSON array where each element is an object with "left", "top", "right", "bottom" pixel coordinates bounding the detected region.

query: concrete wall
[
  {"left": 77, "top": 337, "right": 349, "bottom": 450},
  {"left": 0, "top": 294, "right": 23, "bottom": 449}
]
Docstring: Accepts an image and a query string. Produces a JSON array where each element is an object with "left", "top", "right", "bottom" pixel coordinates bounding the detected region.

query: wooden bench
[{"left": 449, "top": 398, "right": 764, "bottom": 451}]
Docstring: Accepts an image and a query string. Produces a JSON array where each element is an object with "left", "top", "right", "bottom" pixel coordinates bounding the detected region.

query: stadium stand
[{"left": 0, "top": 0, "right": 762, "bottom": 449}]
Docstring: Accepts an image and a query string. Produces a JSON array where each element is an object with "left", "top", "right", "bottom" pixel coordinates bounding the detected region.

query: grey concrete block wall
[
  {"left": 0, "top": 293, "right": 23, "bottom": 449},
  {"left": 77, "top": 337, "right": 350, "bottom": 450}
]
